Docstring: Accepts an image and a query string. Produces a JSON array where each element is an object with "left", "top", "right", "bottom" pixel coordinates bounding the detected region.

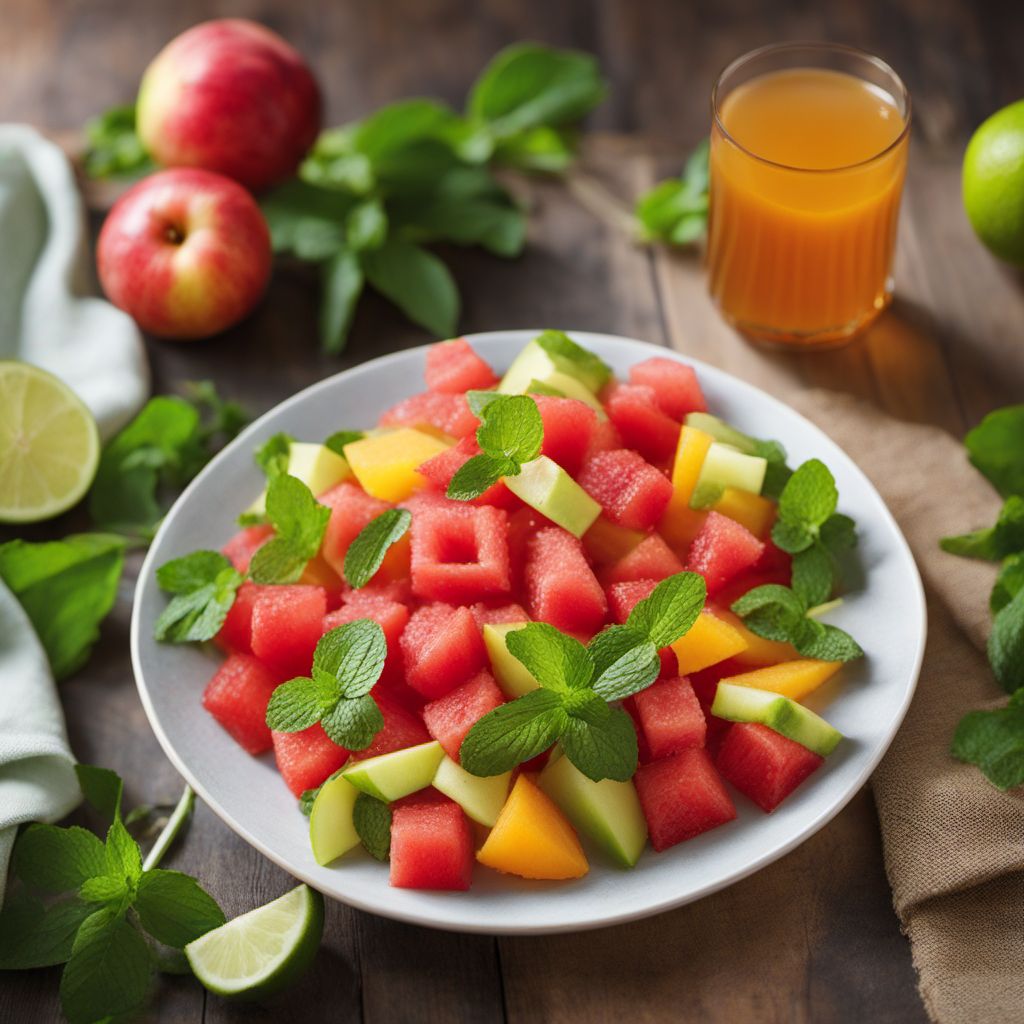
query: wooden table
[{"left": 3, "top": 2, "right": 1022, "bottom": 1021}]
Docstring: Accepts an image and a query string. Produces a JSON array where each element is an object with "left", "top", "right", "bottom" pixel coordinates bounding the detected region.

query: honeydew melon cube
[
  {"left": 504, "top": 456, "right": 602, "bottom": 538},
  {"left": 247, "top": 442, "right": 352, "bottom": 516},
  {"left": 432, "top": 755, "right": 512, "bottom": 827},
  {"left": 309, "top": 772, "right": 361, "bottom": 866},
  {"left": 340, "top": 741, "right": 445, "bottom": 802},
  {"left": 483, "top": 622, "right": 540, "bottom": 697},
  {"left": 690, "top": 442, "right": 767, "bottom": 508}
]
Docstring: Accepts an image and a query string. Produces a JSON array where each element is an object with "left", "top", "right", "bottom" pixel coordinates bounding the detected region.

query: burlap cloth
[{"left": 792, "top": 390, "right": 1024, "bottom": 1024}]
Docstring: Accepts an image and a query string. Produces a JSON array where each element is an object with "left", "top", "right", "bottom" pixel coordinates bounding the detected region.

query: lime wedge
[
  {"left": 184, "top": 884, "right": 324, "bottom": 1000},
  {"left": 0, "top": 362, "right": 100, "bottom": 523}
]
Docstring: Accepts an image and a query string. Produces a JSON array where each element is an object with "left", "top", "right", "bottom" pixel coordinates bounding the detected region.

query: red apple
[
  {"left": 97, "top": 168, "right": 272, "bottom": 339},
  {"left": 136, "top": 19, "right": 322, "bottom": 193}
]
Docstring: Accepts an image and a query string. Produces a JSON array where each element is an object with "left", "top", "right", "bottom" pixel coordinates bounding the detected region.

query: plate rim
[{"left": 130, "top": 329, "right": 927, "bottom": 935}]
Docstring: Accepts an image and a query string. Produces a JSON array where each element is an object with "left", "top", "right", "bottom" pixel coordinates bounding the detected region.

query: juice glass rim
[{"left": 711, "top": 41, "right": 912, "bottom": 174}]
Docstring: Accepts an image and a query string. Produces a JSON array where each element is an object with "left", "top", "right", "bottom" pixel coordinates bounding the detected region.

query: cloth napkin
[
  {"left": 0, "top": 125, "right": 150, "bottom": 904},
  {"left": 791, "top": 391, "right": 1024, "bottom": 1024}
]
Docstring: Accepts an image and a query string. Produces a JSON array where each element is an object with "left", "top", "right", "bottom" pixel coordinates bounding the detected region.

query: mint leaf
[
  {"left": 353, "top": 794, "right": 392, "bottom": 861},
  {"left": 59, "top": 908, "right": 153, "bottom": 1024},
  {"left": 771, "top": 519, "right": 815, "bottom": 554},
  {"left": 992, "top": 553, "right": 1024, "bottom": 614},
  {"left": 730, "top": 585, "right": 806, "bottom": 643},
  {"left": 105, "top": 818, "right": 142, "bottom": 883},
  {"left": 133, "top": 869, "right": 225, "bottom": 949},
  {"left": 298, "top": 768, "right": 345, "bottom": 817},
  {"left": 460, "top": 688, "right": 567, "bottom": 777},
  {"left": 74, "top": 764, "right": 123, "bottom": 824},
  {"left": 324, "top": 430, "right": 364, "bottom": 456},
  {"left": 13, "top": 825, "right": 108, "bottom": 892},
  {"left": 989, "top": 587, "right": 1024, "bottom": 693},
  {"left": 154, "top": 551, "right": 244, "bottom": 643},
  {"left": 791, "top": 544, "right": 834, "bottom": 607},
  {"left": 465, "top": 390, "right": 503, "bottom": 417},
  {"left": 476, "top": 394, "right": 543, "bottom": 463},
  {"left": 951, "top": 688, "right": 1024, "bottom": 790},
  {"left": 344, "top": 508, "right": 412, "bottom": 588},
  {"left": 313, "top": 620, "right": 388, "bottom": 699},
  {"left": 248, "top": 474, "right": 331, "bottom": 584},
  {"left": 321, "top": 248, "right": 365, "bottom": 354},
  {"left": 775, "top": 459, "right": 838, "bottom": 548},
  {"left": 941, "top": 496, "right": 1024, "bottom": 561},
  {"left": 321, "top": 693, "right": 384, "bottom": 750},
  {"left": 259, "top": 178, "right": 354, "bottom": 257},
  {"left": 505, "top": 622, "right": 593, "bottom": 694},
  {"left": 82, "top": 104, "right": 153, "bottom": 180},
  {"left": 627, "top": 571, "right": 707, "bottom": 648},
  {"left": 446, "top": 453, "right": 516, "bottom": 501},
  {"left": 254, "top": 432, "right": 294, "bottom": 482},
  {"left": 0, "top": 893, "right": 93, "bottom": 969},
  {"left": 491, "top": 125, "right": 574, "bottom": 173},
  {"left": 561, "top": 699, "right": 638, "bottom": 782},
  {"left": 794, "top": 619, "right": 864, "bottom": 662},
  {"left": 964, "top": 404, "right": 1024, "bottom": 498},
  {"left": 635, "top": 138, "right": 709, "bottom": 245},
  {"left": 820, "top": 513, "right": 858, "bottom": 553},
  {"left": 78, "top": 876, "right": 128, "bottom": 905},
  {"left": 265, "top": 677, "right": 335, "bottom": 733},
  {"left": 346, "top": 198, "right": 388, "bottom": 251},
  {"left": 350, "top": 97, "right": 458, "bottom": 160},
  {"left": 0, "top": 534, "right": 125, "bottom": 681},
  {"left": 589, "top": 625, "right": 661, "bottom": 701},
  {"left": 533, "top": 330, "right": 612, "bottom": 391}
]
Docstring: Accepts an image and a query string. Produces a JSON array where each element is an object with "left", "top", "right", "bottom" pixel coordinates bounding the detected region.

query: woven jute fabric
[{"left": 793, "top": 391, "right": 1024, "bottom": 1024}]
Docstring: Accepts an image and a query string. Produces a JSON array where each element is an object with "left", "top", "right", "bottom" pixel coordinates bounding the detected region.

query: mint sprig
[
  {"left": 635, "top": 138, "right": 710, "bottom": 246},
  {"left": 447, "top": 394, "right": 543, "bottom": 501},
  {"left": 344, "top": 509, "right": 412, "bottom": 589},
  {"left": 963, "top": 404, "right": 1024, "bottom": 499},
  {"left": 941, "top": 495, "right": 1024, "bottom": 561},
  {"left": 265, "top": 621, "right": 387, "bottom": 750},
  {"left": 153, "top": 551, "right": 244, "bottom": 643},
  {"left": 247, "top": 474, "right": 331, "bottom": 585},
  {"left": 352, "top": 794, "right": 392, "bottom": 862},
  {"left": 324, "top": 430, "right": 365, "bottom": 456},
  {"left": 951, "top": 687, "right": 1024, "bottom": 790}
]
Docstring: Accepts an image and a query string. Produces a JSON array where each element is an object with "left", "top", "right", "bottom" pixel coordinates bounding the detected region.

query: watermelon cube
[
  {"left": 390, "top": 795, "right": 474, "bottom": 891},
  {"left": 401, "top": 603, "right": 488, "bottom": 699},
  {"left": 628, "top": 357, "right": 707, "bottom": 421},
  {"left": 600, "top": 532, "right": 683, "bottom": 584},
  {"left": 324, "top": 591, "right": 409, "bottom": 686},
  {"left": 425, "top": 338, "right": 498, "bottom": 393},
  {"left": 470, "top": 602, "right": 530, "bottom": 629},
  {"left": 634, "top": 748, "right": 736, "bottom": 851},
  {"left": 423, "top": 670, "right": 506, "bottom": 761},
  {"left": 379, "top": 390, "right": 478, "bottom": 439},
  {"left": 604, "top": 383, "right": 681, "bottom": 465},
  {"left": 222, "top": 525, "right": 273, "bottom": 573},
  {"left": 319, "top": 482, "right": 392, "bottom": 579},
  {"left": 524, "top": 527, "right": 608, "bottom": 635},
  {"left": 606, "top": 579, "right": 659, "bottom": 624},
  {"left": 583, "top": 418, "right": 623, "bottom": 461},
  {"left": 715, "top": 722, "right": 824, "bottom": 812},
  {"left": 686, "top": 512, "right": 765, "bottom": 597},
  {"left": 215, "top": 581, "right": 266, "bottom": 654},
  {"left": 272, "top": 723, "right": 348, "bottom": 797},
  {"left": 633, "top": 677, "right": 706, "bottom": 759},
  {"left": 250, "top": 585, "right": 327, "bottom": 679},
  {"left": 347, "top": 692, "right": 431, "bottom": 762},
  {"left": 202, "top": 654, "right": 280, "bottom": 755},
  {"left": 410, "top": 504, "right": 511, "bottom": 603},
  {"left": 578, "top": 449, "right": 674, "bottom": 531},
  {"left": 416, "top": 436, "right": 518, "bottom": 509},
  {"left": 535, "top": 395, "right": 599, "bottom": 477}
]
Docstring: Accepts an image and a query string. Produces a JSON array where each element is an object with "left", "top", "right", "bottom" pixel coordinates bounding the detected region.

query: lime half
[
  {"left": 0, "top": 362, "right": 100, "bottom": 523},
  {"left": 185, "top": 884, "right": 324, "bottom": 1000}
]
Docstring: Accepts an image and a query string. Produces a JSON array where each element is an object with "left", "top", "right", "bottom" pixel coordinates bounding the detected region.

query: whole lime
[{"left": 962, "top": 99, "right": 1024, "bottom": 266}]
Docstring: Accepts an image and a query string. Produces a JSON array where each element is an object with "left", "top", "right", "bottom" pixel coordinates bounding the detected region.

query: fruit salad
[{"left": 154, "top": 331, "right": 865, "bottom": 890}]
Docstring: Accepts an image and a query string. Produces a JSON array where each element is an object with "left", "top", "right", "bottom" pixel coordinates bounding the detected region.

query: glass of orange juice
[{"left": 707, "top": 43, "right": 911, "bottom": 348}]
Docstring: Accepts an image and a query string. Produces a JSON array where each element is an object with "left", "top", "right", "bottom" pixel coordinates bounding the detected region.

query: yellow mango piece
[
  {"left": 711, "top": 487, "right": 776, "bottom": 539},
  {"left": 582, "top": 515, "right": 644, "bottom": 565},
  {"left": 343, "top": 429, "right": 450, "bottom": 502},
  {"left": 477, "top": 775, "right": 589, "bottom": 880},
  {"left": 714, "top": 608, "right": 800, "bottom": 667},
  {"left": 660, "top": 426, "right": 713, "bottom": 550},
  {"left": 721, "top": 659, "right": 843, "bottom": 701},
  {"left": 671, "top": 609, "right": 749, "bottom": 675}
]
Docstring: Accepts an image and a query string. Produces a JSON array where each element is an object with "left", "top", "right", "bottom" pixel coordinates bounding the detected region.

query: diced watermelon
[
  {"left": 416, "top": 436, "right": 518, "bottom": 509},
  {"left": 686, "top": 512, "right": 765, "bottom": 596},
  {"left": 202, "top": 654, "right": 280, "bottom": 755},
  {"left": 272, "top": 724, "right": 348, "bottom": 797},
  {"left": 578, "top": 449, "right": 673, "bottom": 531},
  {"left": 379, "top": 391, "right": 478, "bottom": 439},
  {"left": 583, "top": 418, "right": 623, "bottom": 461},
  {"left": 390, "top": 795, "right": 474, "bottom": 891},
  {"left": 716, "top": 722, "right": 824, "bottom": 812},
  {"left": 628, "top": 357, "right": 707, "bottom": 421},
  {"left": 601, "top": 532, "right": 683, "bottom": 584},
  {"left": 319, "top": 482, "right": 391, "bottom": 578},
  {"left": 606, "top": 579, "right": 659, "bottom": 623},
  {"left": 714, "top": 540, "right": 794, "bottom": 606},
  {"left": 604, "top": 383, "right": 681, "bottom": 465},
  {"left": 470, "top": 602, "right": 530, "bottom": 628},
  {"left": 347, "top": 692, "right": 431, "bottom": 762},
  {"left": 323, "top": 591, "right": 409, "bottom": 686},
  {"left": 507, "top": 506, "right": 546, "bottom": 594},
  {"left": 534, "top": 396, "right": 599, "bottom": 476},
  {"left": 410, "top": 503, "right": 511, "bottom": 603},
  {"left": 633, "top": 748, "right": 736, "bottom": 851},
  {"left": 524, "top": 527, "right": 607, "bottom": 634},
  {"left": 250, "top": 585, "right": 327, "bottom": 679},
  {"left": 215, "top": 581, "right": 267, "bottom": 654},
  {"left": 423, "top": 670, "right": 506, "bottom": 761},
  {"left": 633, "top": 677, "right": 706, "bottom": 759},
  {"left": 222, "top": 525, "right": 273, "bottom": 573},
  {"left": 425, "top": 338, "right": 498, "bottom": 393},
  {"left": 401, "top": 603, "right": 488, "bottom": 699}
]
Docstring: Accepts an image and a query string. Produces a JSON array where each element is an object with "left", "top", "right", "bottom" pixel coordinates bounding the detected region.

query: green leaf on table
[
  {"left": 344, "top": 508, "right": 412, "bottom": 589},
  {"left": 78, "top": 875, "right": 129, "bottom": 906},
  {"left": 353, "top": 794, "right": 392, "bottom": 862},
  {"left": 492, "top": 125, "right": 575, "bottom": 172},
  {"left": 0, "top": 534, "right": 125, "bottom": 681},
  {"left": 259, "top": 178, "right": 355, "bottom": 259},
  {"left": 989, "top": 587, "right": 1024, "bottom": 693},
  {"left": 133, "top": 869, "right": 225, "bottom": 949},
  {"left": 82, "top": 104, "right": 154, "bottom": 180},
  {"left": 635, "top": 138, "right": 710, "bottom": 244},
  {"left": 0, "top": 892, "right": 94, "bottom": 969},
  {"left": 350, "top": 98, "right": 460, "bottom": 161},
  {"left": 154, "top": 551, "right": 244, "bottom": 643},
  {"left": 74, "top": 764, "right": 123, "bottom": 823},
  {"left": 404, "top": 195, "right": 525, "bottom": 257},
  {"left": 346, "top": 198, "right": 388, "bottom": 252},
  {"left": 992, "top": 552, "right": 1024, "bottom": 614},
  {"left": 505, "top": 623, "right": 593, "bottom": 694},
  {"left": 941, "top": 496, "right": 1024, "bottom": 561},
  {"left": 320, "top": 249, "right": 366, "bottom": 354},
  {"left": 951, "top": 688, "right": 1024, "bottom": 790},
  {"left": 248, "top": 474, "right": 331, "bottom": 584},
  {"left": 104, "top": 817, "right": 143, "bottom": 883},
  {"left": 964, "top": 404, "right": 1024, "bottom": 499},
  {"left": 13, "top": 824, "right": 108, "bottom": 892}
]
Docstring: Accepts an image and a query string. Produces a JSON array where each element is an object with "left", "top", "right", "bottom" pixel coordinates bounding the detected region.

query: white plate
[{"left": 131, "top": 330, "right": 926, "bottom": 935}]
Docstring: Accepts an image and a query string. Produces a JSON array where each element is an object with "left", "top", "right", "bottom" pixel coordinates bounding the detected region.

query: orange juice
[{"left": 707, "top": 49, "right": 910, "bottom": 346}]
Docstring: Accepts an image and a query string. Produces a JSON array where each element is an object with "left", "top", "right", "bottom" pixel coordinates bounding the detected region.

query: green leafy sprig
[
  {"left": 153, "top": 551, "right": 245, "bottom": 643},
  {"left": 343, "top": 508, "right": 412, "bottom": 588},
  {"left": 247, "top": 474, "right": 331, "bottom": 585},
  {"left": 352, "top": 794, "right": 392, "bottom": 862},
  {"left": 635, "top": 138, "right": 710, "bottom": 246}
]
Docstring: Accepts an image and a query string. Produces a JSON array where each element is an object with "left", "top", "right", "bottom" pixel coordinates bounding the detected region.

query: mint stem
[
  {"left": 806, "top": 598, "right": 844, "bottom": 619},
  {"left": 142, "top": 784, "right": 195, "bottom": 872}
]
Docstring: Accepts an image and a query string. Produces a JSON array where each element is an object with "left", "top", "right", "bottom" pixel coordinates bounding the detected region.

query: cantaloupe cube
[
  {"left": 670, "top": 609, "right": 749, "bottom": 675},
  {"left": 582, "top": 515, "right": 645, "bottom": 565},
  {"left": 711, "top": 487, "right": 776, "bottom": 539},
  {"left": 714, "top": 608, "right": 800, "bottom": 667},
  {"left": 344, "top": 429, "right": 451, "bottom": 501},
  {"left": 476, "top": 775, "right": 588, "bottom": 880},
  {"left": 720, "top": 659, "right": 843, "bottom": 701},
  {"left": 660, "top": 426, "right": 713, "bottom": 549}
]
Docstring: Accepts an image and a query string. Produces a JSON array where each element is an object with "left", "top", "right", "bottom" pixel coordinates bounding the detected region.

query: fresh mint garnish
[
  {"left": 324, "top": 430, "right": 365, "bottom": 456},
  {"left": 153, "top": 551, "right": 244, "bottom": 643},
  {"left": 344, "top": 508, "right": 412, "bottom": 588},
  {"left": 533, "top": 329, "right": 612, "bottom": 391},
  {"left": 254, "top": 432, "right": 294, "bottom": 482},
  {"left": 352, "top": 794, "right": 392, "bottom": 862},
  {"left": 298, "top": 769, "right": 344, "bottom": 817},
  {"left": 951, "top": 687, "right": 1024, "bottom": 790},
  {"left": 265, "top": 621, "right": 387, "bottom": 750},
  {"left": 82, "top": 104, "right": 153, "bottom": 180},
  {"left": 635, "top": 138, "right": 710, "bottom": 246},
  {"left": 941, "top": 495, "right": 1024, "bottom": 561},
  {"left": 992, "top": 552, "right": 1024, "bottom": 614},
  {"left": 447, "top": 394, "right": 543, "bottom": 501},
  {"left": 247, "top": 474, "right": 331, "bottom": 585},
  {"left": 963, "top": 404, "right": 1024, "bottom": 499},
  {"left": 989, "top": 587, "right": 1024, "bottom": 694}
]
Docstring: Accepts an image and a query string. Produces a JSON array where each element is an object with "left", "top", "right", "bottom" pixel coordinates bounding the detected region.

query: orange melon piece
[
  {"left": 476, "top": 775, "right": 589, "bottom": 880},
  {"left": 720, "top": 659, "right": 843, "bottom": 701},
  {"left": 344, "top": 429, "right": 450, "bottom": 501},
  {"left": 711, "top": 487, "right": 776, "bottom": 539},
  {"left": 714, "top": 608, "right": 800, "bottom": 667},
  {"left": 582, "top": 515, "right": 645, "bottom": 565},
  {"left": 671, "top": 609, "right": 749, "bottom": 675},
  {"left": 660, "top": 426, "right": 712, "bottom": 550}
]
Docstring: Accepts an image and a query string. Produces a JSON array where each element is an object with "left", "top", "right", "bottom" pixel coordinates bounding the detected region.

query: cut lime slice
[
  {"left": 0, "top": 361, "right": 100, "bottom": 523},
  {"left": 184, "top": 884, "right": 324, "bottom": 1000}
]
